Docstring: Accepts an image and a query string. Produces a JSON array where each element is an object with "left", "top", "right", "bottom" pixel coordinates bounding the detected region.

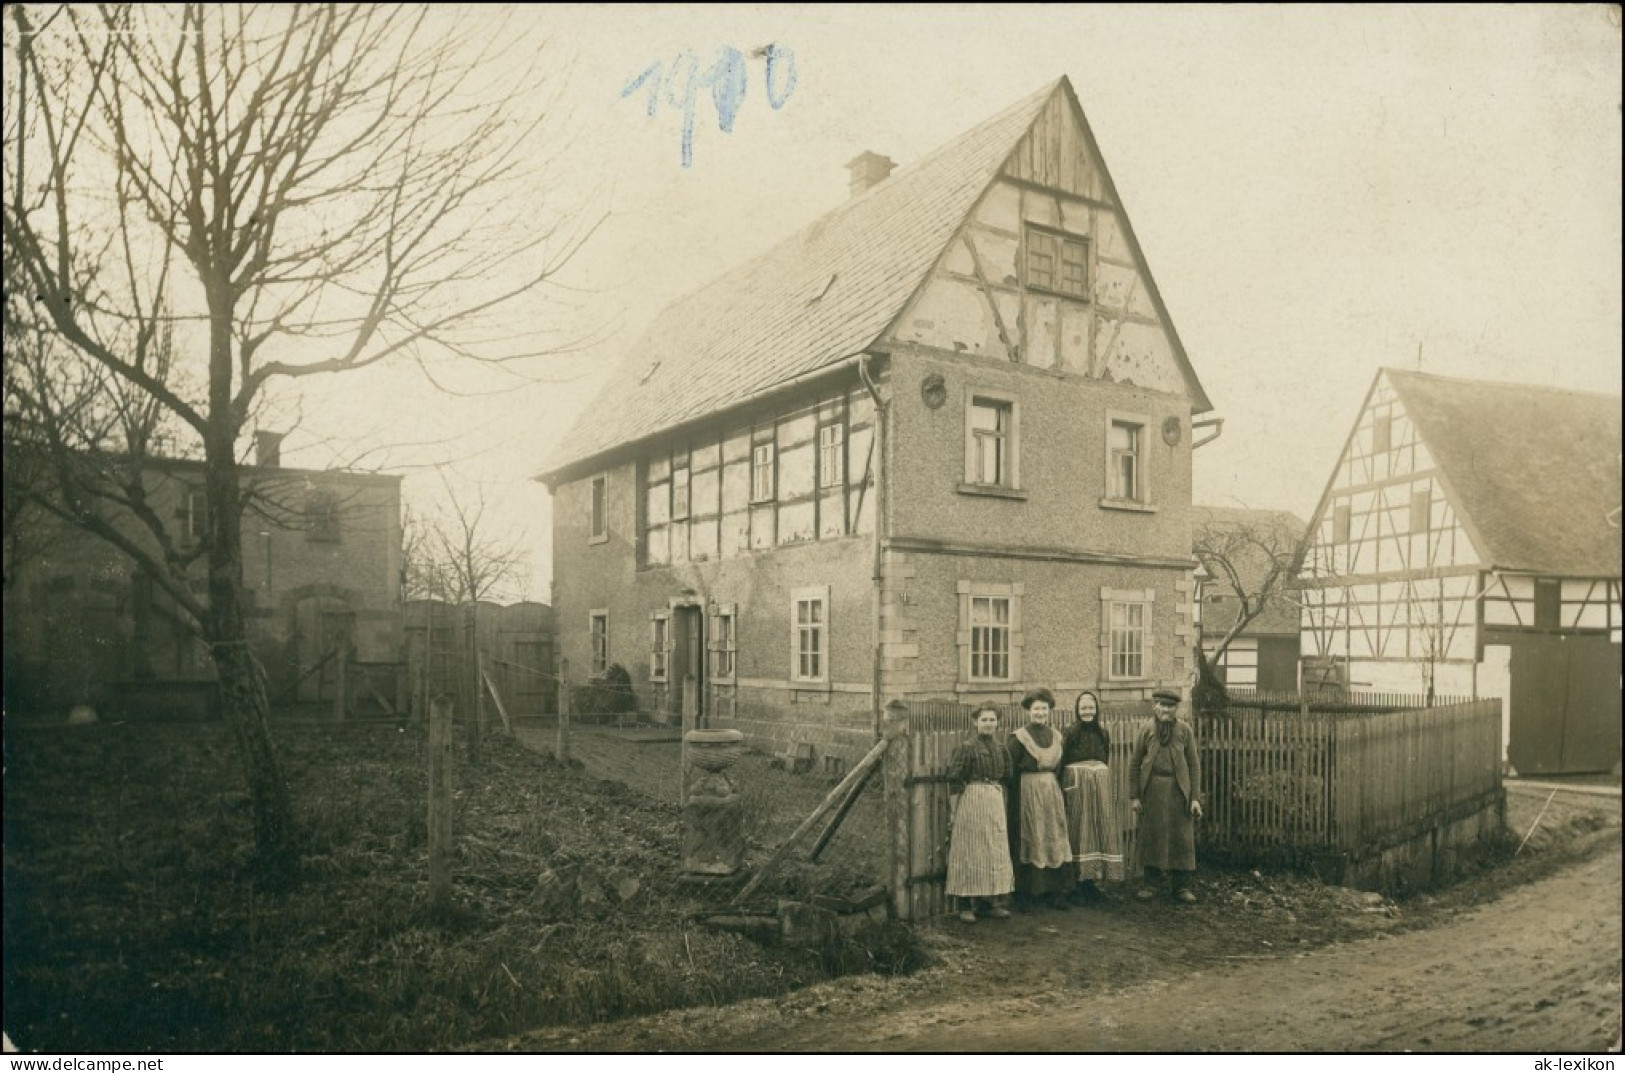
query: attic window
[{"left": 1024, "top": 225, "right": 1088, "bottom": 301}]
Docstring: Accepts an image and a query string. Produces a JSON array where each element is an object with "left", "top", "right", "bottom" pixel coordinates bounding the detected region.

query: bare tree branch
[{"left": 4, "top": 4, "right": 588, "bottom": 869}]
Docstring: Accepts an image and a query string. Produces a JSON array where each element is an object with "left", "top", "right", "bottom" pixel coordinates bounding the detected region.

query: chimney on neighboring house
[
  {"left": 846, "top": 151, "right": 895, "bottom": 199},
  {"left": 254, "top": 430, "right": 283, "bottom": 468}
]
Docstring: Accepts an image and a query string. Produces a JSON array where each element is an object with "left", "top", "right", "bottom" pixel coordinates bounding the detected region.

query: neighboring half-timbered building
[
  {"left": 536, "top": 78, "right": 1216, "bottom": 762},
  {"left": 1299, "top": 369, "right": 1621, "bottom": 775}
]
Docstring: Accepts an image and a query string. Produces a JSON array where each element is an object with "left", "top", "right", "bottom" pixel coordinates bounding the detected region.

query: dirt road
[{"left": 736, "top": 841, "right": 1622, "bottom": 1052}]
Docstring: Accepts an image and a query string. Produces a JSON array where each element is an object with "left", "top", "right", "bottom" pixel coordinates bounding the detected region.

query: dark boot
[{"left": 1136, "top": 866, "right": 1163, "bottom": 901}]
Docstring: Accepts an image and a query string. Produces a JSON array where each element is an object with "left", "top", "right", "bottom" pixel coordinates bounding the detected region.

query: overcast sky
[{"left": 282, "top": 5, "right": 1623, "bottom": 599}]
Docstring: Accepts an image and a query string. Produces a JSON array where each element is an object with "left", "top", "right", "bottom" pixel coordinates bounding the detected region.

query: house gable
[
  {"left": 1297, "top": 371, "right": 1484, "bottom": 671},
  {"left": 1301, "top": 370, "right": 1483, "bottom": 582},
  {"left": 884, "top": 82, "right": 1208, "bottom": 406}
]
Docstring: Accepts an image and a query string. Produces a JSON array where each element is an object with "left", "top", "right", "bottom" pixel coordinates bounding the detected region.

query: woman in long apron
[
  {"left": 945, "top": 704, "right": 1015, "bottom": 924},
  {"left": 1006, "top": 687, "right": 1075, "bottom": 911},
  {"left": 1061, "top": 690, "right": 1125, "bottom": 900}
]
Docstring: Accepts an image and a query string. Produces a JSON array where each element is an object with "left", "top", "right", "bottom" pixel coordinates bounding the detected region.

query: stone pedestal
[{"left": 682, "top": 729, "right": 744, "bottom": 876}]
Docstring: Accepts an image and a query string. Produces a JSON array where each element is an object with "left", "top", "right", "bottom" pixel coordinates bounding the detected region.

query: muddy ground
[{"left": 489, "top": 781, "right": 1622, "bottom": 1053}]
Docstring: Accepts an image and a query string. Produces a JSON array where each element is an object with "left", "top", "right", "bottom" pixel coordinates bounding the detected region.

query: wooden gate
[
  {"left": 1510, "top": 634, "right": 1622, "bottom": 775},
  {"left": 885, "top": 699, "right": 1147, "bottom": 921}
]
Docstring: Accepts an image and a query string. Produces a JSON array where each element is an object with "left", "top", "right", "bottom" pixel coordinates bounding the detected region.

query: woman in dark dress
[
  {"left": 1061, "top": 690, "right": 1125, "bottom": 900},
  {"left": 945, "top": 704, "right": 1014, "bottom": 924},
  {"left": 1006, "top": 687, "right": 1075, "bottom": 911}
]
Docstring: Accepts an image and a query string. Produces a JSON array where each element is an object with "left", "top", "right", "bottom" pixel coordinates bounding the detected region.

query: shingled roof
[
  {"left": 1386, "top": 369, "right": 1622, "bottom": 577},
  {"left": 537, "top": 77, "right": 1205, "bottom": 483}
]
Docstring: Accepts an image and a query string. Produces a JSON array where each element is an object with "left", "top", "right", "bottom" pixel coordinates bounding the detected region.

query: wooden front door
[
  {"left": 294, "top": 595, "right": 354, "bottom": 704},
  {"left": 671, "top": 605, "right": 706, "bottom": 720}
]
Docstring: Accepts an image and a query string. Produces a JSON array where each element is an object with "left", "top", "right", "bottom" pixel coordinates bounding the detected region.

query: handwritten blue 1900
[{"left": 622, "top": 44, "right": 798, "bottom": 168}]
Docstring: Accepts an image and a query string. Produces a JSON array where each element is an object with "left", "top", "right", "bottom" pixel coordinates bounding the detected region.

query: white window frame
[
  {"left": 818, "top": 423, "right": 844, "bottom": 489},
  {"left": 671, "top": 465, "right": 691, "bottom": 521},
  {"left": 1023, "top": 224, "right": 1090, "bottom": 301},
  {"left": 181, "top": 487, "right": 207, "bottom": 543},
  {"left": 1100, "top": 587, "right": 1156, "bottom": 682},
  {"left": 970, "top": 596, "right": 1012, "bottom": 681},
  {"left": 751, "top": 443, "right": 776, "bottom": 503},
  {"left": 963, "top": 390, "right": 1020, "bottom": 491},
  {"left": 589, "top": 609, "right": 609, "bottom": 675},
  {"left": 709, "top": 604, "right": 737, "bottom": 681},
  {"left": 956, "top": 581, "right": 1023, "bottom": 689},
  {"left": 790, "top": 585, "right": 829, "bottom": 685},
  {"left": 1104, "top": 413, "right": 1149, "bottom": 506},
  {"left": 649, "top": 611, "right": 669, "bottom": 683},
  {"left": 589, "top": 476, "right": 608, "bottom": 544}
]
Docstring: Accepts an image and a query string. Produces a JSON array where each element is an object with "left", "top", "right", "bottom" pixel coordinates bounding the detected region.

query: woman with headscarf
[
  {"left": 1005, "top": 687, "right": 1075, "bottom": 911},
  {"left": 945, "top": 703, "right": 1015, "bottom": 924},
  {"left": 1061, "top": 690, "right": 1124, "bottom": 900},
  {"left": 1129, "top": 688, "right": 1204, "bottom": 903}
]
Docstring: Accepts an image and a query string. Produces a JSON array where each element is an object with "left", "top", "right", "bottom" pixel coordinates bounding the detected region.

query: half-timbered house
[
  {"left": 537, "top": 78, "right": 1216, "bottom": 762},
  {"left": 1298, "top": 369, "right": 1621, "bottom": 775}
]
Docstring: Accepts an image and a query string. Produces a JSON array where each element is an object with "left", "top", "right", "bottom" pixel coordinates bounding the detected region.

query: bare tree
[
  {"left": 1192, "top": 507, "right": 1308, "bottom": 669},
  {"left": 403, "top": 482, "right": 529, "bottom": 759},
  {"left": 4, "top": 5, "right": 591, "bottom": 871}
]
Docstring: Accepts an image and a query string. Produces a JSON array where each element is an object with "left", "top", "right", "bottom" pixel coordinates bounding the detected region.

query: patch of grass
[{"left": 3, "top": 722, "right": 918, "bottom": 1053}]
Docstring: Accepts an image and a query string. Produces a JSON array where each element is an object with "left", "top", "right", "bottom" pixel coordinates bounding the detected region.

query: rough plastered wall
[
  {"left": 877, "top": 546, "right": 1194, "bottom": 706},
  {"left": 883, "top": 346, "right": 1195, "bottom": 564}
]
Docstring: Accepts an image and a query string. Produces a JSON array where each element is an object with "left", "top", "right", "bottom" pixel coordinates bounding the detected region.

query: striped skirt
[
  {"left": 946, "top": 783, "right": 1014, "bottom": 898},
  {"left": 1063, "top": 761, "right": 1125, "bottom": 883},
  {"left": 1016, "top": 771, "right": 1073, "bottom": 870}
]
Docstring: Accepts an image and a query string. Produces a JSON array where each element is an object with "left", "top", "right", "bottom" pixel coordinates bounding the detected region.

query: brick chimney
[
  {"left": 846, "top": 151, "right": 895, "bottom": 199},
  {"left": 254, "top": 430, "right": 283, "bottom": 468}
]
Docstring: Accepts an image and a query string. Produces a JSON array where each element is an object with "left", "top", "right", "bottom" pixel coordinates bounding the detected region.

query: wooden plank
[
  {"left": 884, "top": 709, "right": 911, "bottom": 919},
  {"left": 732, "top": 736, "right": 889, "bottom": 908},
  {"left": 428, "top": 695, "right": 453, "bottom": 911},
  {"left": 480, "top": 665, "right": 512, "bottom": 734},
  {"left": 807, "top": 757, "right": 880, "bottom": 862},
  {"left": 555, "top": 659, "right": 571, "bottom": 764}
]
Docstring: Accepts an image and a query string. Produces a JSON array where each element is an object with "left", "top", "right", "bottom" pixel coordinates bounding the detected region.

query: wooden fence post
[
  {"left": 396, "top": 662, "right": 407, "bottom": 726},
  {"left": 333, "top": 644, "right": 348, "bottom": 723},
  {"left": 464, "top": 603, "right": 482, "bottom": 765},
  {"left": 882, "top": 699, "right": 911, "bottom": 920},
  {"left": 680, "top": 675, "right": 698, "bottom": 807},
  {"left": 428, "top": 694, "right": 453, "bottom": 911},
  {"left": 555, "top": 658, "right": 571, "bottom": 764},
  {"left": 417, "top": 606, "right": 433, "bottom": 730}
]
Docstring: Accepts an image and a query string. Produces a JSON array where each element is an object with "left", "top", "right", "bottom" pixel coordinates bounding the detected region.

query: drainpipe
[
  {"left": 860, "top": 353, "right": 888, "bottom": 737},
  {"left": 1192, "top": 416, "right": 1224, "bottom": 450}
]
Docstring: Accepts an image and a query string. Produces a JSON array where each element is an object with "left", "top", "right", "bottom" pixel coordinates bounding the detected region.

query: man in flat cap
[{"left": 1129, "top": 688, "right": 1203, "bottom": 903}]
